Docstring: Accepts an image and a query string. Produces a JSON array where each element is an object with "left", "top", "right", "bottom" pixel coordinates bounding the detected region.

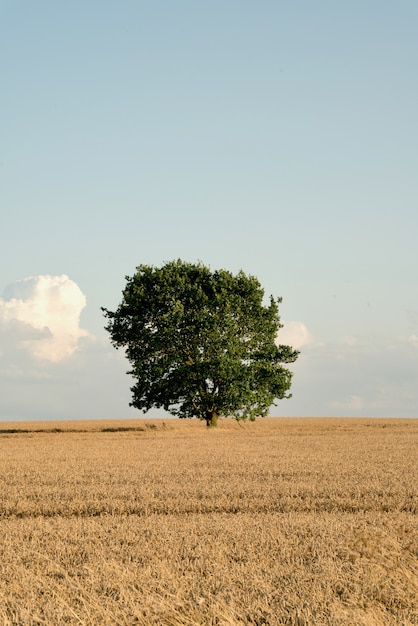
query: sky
[{"left": 1, "top": 1, "right": 417, "bottom": 421}]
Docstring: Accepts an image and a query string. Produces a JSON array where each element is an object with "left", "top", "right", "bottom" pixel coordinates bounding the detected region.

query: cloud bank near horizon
[
  {"left": 0, "top": 274, "right": 138, "bottom": 421},
  {"left": 0, "top": 275, "right": 417, "bottom": 421},
  {"left": 0, "top": 275, "right": 90, "bottom": 362},
  {"left": 278, "top": 321, "right": 314, "bottom": 350}
]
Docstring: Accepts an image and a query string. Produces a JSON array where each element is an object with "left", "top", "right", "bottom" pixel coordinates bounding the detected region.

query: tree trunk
[{"left": 205, "top": 411, "right": 219, "bottom": 428}]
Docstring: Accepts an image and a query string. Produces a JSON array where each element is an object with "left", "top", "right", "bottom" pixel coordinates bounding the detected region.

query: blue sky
[{"left": 1, "top": 1, "right": 417, "bottom": 421}]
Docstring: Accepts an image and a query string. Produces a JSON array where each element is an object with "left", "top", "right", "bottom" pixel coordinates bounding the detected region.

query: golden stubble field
[{"left": 0, "top": 417, "right": 417, "bottom": 626}]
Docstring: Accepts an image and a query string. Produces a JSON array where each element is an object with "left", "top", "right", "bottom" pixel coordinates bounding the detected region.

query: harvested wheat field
[{"left": 0, "top": 417, "right": 417, "bottom": 626}]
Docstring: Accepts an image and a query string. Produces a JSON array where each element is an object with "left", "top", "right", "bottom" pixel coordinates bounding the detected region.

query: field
[{"left": 0, "top": 417, "right": 417, "bottom": 625}]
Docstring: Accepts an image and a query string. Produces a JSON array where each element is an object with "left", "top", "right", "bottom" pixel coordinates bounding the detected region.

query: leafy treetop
[{"left": 102, "top": 260, "right": 299, "bottom": 427}]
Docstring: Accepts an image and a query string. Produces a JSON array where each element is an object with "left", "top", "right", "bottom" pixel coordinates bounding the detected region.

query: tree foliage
[{"left": 102, "top": 260, "right": 299, "bottom": 427}]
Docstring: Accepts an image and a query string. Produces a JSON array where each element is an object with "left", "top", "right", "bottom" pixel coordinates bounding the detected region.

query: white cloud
[
  {"left": 408, "top": 334, "right": 418, "bottom": 348},
  {"left": 0, "top": 275, "right": 90, "bottom": 361},
  {"left": 277, "top": 321, "right": 313, "bottom": 349},
  {"left": 281, "top": 333, "right": 418, "bottom": 418},
  {"left": 330, "top": 395, "right": 365, "bottom": 411},
  {"left": 339, "top": 335, "right": 358, "bottom": 347},
  {"left": 1, "top": 286, "right": 417, "bottom": 421}
]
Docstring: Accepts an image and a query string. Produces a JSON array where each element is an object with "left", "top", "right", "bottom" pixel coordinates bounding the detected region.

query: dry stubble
[{"left": 0, "top": 417, "right": 417, "bottom": 625}]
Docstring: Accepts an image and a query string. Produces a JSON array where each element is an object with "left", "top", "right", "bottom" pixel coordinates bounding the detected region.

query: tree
[{"left": 102, "top": 260, "right": 299, "bottom": 427}]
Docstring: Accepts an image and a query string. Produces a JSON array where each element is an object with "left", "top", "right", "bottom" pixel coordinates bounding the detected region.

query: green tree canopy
[{"left": 102, "top": 260, "right": 299, "bottom": 427}]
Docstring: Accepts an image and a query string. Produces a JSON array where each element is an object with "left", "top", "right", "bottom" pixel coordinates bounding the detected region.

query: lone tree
[{"left": 102, "top": 260, "right": 299, "bottom": 427}]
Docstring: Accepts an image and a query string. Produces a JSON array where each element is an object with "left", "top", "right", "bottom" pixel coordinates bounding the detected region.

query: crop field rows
[{"left": 0, "top": 418, "right": 417, "bottom": 625}]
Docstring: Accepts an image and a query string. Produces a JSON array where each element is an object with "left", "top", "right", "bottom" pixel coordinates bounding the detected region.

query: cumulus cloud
[
  {"left": 0, "top": 275, "right": 90, "bottom": 361},
  {"left": 330, "top": 395, "right": 365, "bottom": 411},
  {"left": 282, "top": 333, "right": 418, "bottom": 418},
  {"left": 277, "top": 321, "right": 313, "bottom": 349},
  {"left": 408, "top": 335, "right": 418, "bottom": 348},
  {"left": 339, "top": 335, "right": 358, "bottom": 347}
]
